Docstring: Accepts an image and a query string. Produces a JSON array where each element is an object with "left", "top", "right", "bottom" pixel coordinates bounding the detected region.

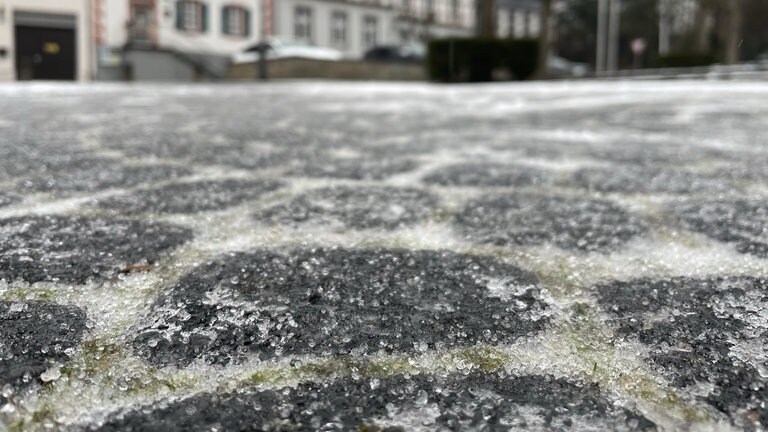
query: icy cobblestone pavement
[{"left": 1, "top": 81, "right": 768, "bottom": 431}]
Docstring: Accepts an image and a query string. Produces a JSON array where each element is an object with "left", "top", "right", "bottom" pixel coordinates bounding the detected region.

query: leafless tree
[
  {"left": 721, "top": 0, "right": 742, "bottom": 64},
  {"left": 536, "top": 0, "right": 553, "bottom": 77},
  {"left": 691, "top": 0, "right": 742, "bottom": 63},
  {"left": 475, "top": 0, "right": 496, "bottom": 37}
]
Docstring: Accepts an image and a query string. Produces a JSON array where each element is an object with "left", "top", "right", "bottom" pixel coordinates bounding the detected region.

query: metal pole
[
  {"left": 257, "top": 0, "right": 268, "bottom": 80},
  {"left": 258, "top": 43, "right": 268, "bottom": 80},
  {"left": 658, "top": 0, "right": 671, "bottom": 55},
  {"left": 607, "top": 0, "right": 620, "bottom": 73},
  {"left": 596, "top": 0, "right": 608, "bottom": 73}
]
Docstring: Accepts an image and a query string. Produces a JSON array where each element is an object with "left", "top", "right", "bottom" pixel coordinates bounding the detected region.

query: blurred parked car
[
  {"left": 548, "top": 55, "right": 590, "bottom": 78},
  {"left": 363, "top": 43, "right": 425, "bottom": 63},
  {"left": 232, "top": 38, "right": 343, "bottom": 64}
]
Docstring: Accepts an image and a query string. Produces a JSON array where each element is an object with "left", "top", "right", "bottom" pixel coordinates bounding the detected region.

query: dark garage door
[{"left": 14, "top": 12, "right": 76, "bottom": 80}]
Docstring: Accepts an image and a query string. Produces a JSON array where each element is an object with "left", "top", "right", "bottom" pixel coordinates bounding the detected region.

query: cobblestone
[
  {"left": 95, "top": 179, "right": 282, "bottom": 215},
  {"left": 1, "top": 81, "right": 767, "bottom": 431},
  {"left": 454, "top": 193, "right": 647, "bottom": 252},
  {"left": 256, "top": 186, "right": 439, "bottom": 230},
  {"left": 0, "top": 216, "right": 192, "bottom": 284}
]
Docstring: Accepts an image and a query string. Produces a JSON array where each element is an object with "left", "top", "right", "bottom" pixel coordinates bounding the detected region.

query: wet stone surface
[
  {"left": 100, "top": 129, "right": 299, "bottom": 170},
  {"left": 592, "top": 277, "right": 768, "bottom": 428},
  {"left": 0, "top": 301, "right": 86, "bottom": 399},
  {"left": 571, "top": 165, "right": 730, "bottom": 194},
  {"left": 256, "top": 186, "right": 439, "bottom": 230},
  {"left": 95, "top": 372, "right": 656, "bottom": 432},
  {"left": 3, "top": 82, "right": 768, "bottom": 431},
  {"left": 454, "top": 193, "right": 647, "bottom": 252},
  {"left": 134, "top": 248, "right": 547, "bottom": 366},
  {"left": 288, "top": 156, "right": 418, "bottom": 180},
  {"left": 672, "top": 200, "right": 768, "bottom": 257},
  {"left": 423, "top": 162, "right": 550, "bottom": 187},
  {"left": 0, "top": 216, "right": 193, "bottom": 284},
  {"left": 585, "top": 144, "right": 725, "bottom": 167},
  {"left": 94, "top": 179, "right": 283, "bottom": 215},
  {"left": 0, "top": 152, "right": 106, "bottom": 182},
  {"left": 0, "top": 193, "right": 20, "bottom": 208},
  {"left": 17, "top": 162, "right": 191, "bottom": 194}
]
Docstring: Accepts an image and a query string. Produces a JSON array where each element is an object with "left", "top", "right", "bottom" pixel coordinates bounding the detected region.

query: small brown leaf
[{"left": 119, "top": 264, "right": 153, "bottom": 273}]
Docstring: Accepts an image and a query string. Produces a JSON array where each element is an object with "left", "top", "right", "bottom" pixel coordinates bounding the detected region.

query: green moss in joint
[
  {"left": 430, "top": 208, "right": 453, "bottom": 224},
  {"left": 28, "top": 403, "right": 57, "bottom": 428},
  {"left": 356, "top": 357, "right": 413, "bottom": 377},
  {"left": 1, "top": 287, "right": 55, "bottom": 301},
  {"left": 77, "top": 340, "right": 124, "bottom": 377},
  {"left": 454, "top": 346, "right": 509, "bottom": 372},
  {"left": 248, "top": 367, "right": 295, "bottom": 386}
]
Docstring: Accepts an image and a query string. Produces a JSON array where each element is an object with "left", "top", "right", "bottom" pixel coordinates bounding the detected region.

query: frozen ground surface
[{"left": 1, "top": 80, "right": 768, "bottom": 431}]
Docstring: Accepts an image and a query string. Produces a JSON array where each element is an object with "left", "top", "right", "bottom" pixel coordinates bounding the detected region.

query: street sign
[{"left": 631, "top": 38, "right": 647, "bottom": 55}]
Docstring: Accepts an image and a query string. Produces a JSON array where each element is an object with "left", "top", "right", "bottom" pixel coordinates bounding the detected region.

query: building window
[
  {"left": 452, "top": 0, "right": 461, "bottom": 21},
  {"left": 513, "top": 10, "right": 526, "bottom": 38},
  {"left": 294, "top": 6, "right": 312, "bottom": 42},
  {"left": 363, "top": 15, "right": 377, "bottom": 49},
  {"left": 426, "top": 0, "right": 434, "bottom": 20},
  {"left": 527, "top": 11, "right": 540, "bottom": 37},
  {"left": 223, "top": 6, "right": 250, "bottom": 37},
  {"left": 331, "top": 11, "right": 347, "bottom": 47},
  {"left": 497, "top": 9, "right": 511, "bottom": 37},
  {"left": 400, "top": 29, "right": 410, "bottom": 44},
  {"left": 176, "top": 1, "right": 207, "bottom": 32}
]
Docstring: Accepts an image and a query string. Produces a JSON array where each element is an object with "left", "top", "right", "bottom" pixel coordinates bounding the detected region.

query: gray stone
[
  {"left": 672, "top": 200, "right": 768, "bottom": 257},
  {"left": 288, "top": 157, "right": 417, "bottom": 180},
  {"left": 572, "top": 166, "right": 730, "bottom": 194},
  {"left": 100, "top": 129, "right": 297, "bottom": 170},
  {"left": 0, "top": 301, "right": 86, "bottom": 395},
  {"left": 133, "top": 248, "right": 546, "bottom": 366},
  {"left": 586, "top": 145, "right": 723, "bottom": 167},
  {"left": 0, "top": 151, "right": 106, "bottom": 182},
  {"left": 592, "top": 277, "right": 768, "bottom": 428},
  {"left": 455, "top": 193, "right": 647, "bottom": 252},
  {"left": 256, "top": 186, "right": 439, "bottom": 230},
  {"left": 18, "top": 163, "right": 191, "bottom": 194},
  {"left": 0, "top": 193, "right": 20, "bottom": 208},
  {"left": 95, "top": 179, "right": 282, "bottom": 215},
  {"left": 94, "top": 372, "right": 656, "bottom": 432},
  {"left": 0, "top": 216, "right": 193, "bottom": 284},
  {"left": 423, "top": 163, "right": 549, "bottom": 187}
]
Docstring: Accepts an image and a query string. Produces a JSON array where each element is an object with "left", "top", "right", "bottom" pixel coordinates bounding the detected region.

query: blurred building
[
  {"left": 0, "top": 0, "right": 544, "bottom": 82},
  {"left": 392, "top": 0, "right": 474, "bottom": 43},
  {"left": 264, "top": 0, "right": 395, "bottom": 59},
  {"left": 497, "top": 0, "right": 540, "bottom": 38},
  {"left": 94, "top": 0, "right": 261, "bottom": 80},
  {"left": 0, "top": 0, "right": 92, "bottom": 81},
  {"left": 264, "top": 0, "right": 532, "bottom": 56},
  {"left": 262, "top": 1, "right": 477, "bottom": 58}
]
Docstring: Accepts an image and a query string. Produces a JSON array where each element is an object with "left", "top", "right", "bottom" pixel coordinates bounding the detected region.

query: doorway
[{"left": 14, "top": 12, "right": 77, "bottom": 80}]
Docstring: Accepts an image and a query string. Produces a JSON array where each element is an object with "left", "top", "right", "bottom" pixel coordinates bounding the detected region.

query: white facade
[
  {"left": 393, "top": 0, "right": 474, "bottom": 43},
  {"left": 269, "top": 0, "right": 396, "bottom": 58},
  {"left": 0, "top": 0, "right": 92, "bottom": 81},
  {"left": 95, "top": 0, "right": 261, "bottom": 56},
  {"left": 0, "top": 0, "right": 542, "bottom": 81},
  {"left": 161, "top": 0, "right": 261, "bottom": 55},
  {"left": 265, "top": 0, "right": 485, "bottom": 58},
  {"left": 394, "top": 0, "right": 475, "bottom": 29},
  {"left": 501, "top": 0, "right": 541, "bottom": 38}
]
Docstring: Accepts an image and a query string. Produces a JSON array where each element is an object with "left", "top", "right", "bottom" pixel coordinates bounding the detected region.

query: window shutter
[
  {"left": 201, "top": 3, "right": 208, "bottom": 32},
  {"left": 222, "top": 6, "right": 229, "bottom": 35},
  {"left": 175, "top": 0, "right": 184, "bottom": 30},
  {"left": 244, "top": 9, "right": 251, "bottom": 37}
]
